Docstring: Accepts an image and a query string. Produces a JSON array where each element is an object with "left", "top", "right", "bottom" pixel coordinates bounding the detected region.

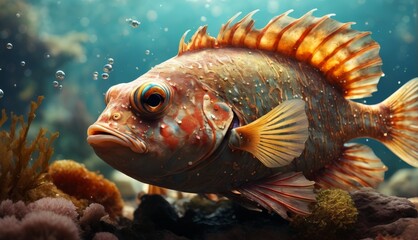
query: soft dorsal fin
[{"left": 178, "top": 10, "right": 383, "bottom": 99}]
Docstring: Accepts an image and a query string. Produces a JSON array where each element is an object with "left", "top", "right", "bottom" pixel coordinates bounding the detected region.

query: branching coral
[
  {"left": 291, "top": 189, "right": 358, "bottom": 240},
  {"left": 0, "top": 96, "right": 59, "bottom": 203}
]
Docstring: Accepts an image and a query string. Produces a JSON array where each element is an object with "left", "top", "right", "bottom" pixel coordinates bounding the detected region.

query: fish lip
[{"left": 87, "top": 123, "right": 147, "bottom": 154}]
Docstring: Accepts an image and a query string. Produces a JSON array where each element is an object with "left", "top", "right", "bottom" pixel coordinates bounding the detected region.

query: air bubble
[
  {"left": 6, "top": 43, "right": 13, "bottom": 49},
  {"left": 103, "top": 64, "right": 113, "bottom": 73},
  {"left": 0, "top": 89, "right": 4, "bottom": 98},
  {"left": 53, "top": 81, "right": 59, "bottom": 88},
  {"left": 145, "top": 50, "right": 150, "bottom": 55},
  {"left": 102, "top": 72, "right": 109, "bottom": 80},
  {"left": 92, "top": 71, "right": 99, "bottom": 80},
  {"left": 126, "top": 18, "right": 140, "bottom": 28},
  {"left": 55, "top": 70, "right": 65, "bottom": 81},
  {"left": 20, "top": 61, "right": 25, "bottom": 67},
  {"left": 107, "top": 58, "right": 114, "bottom": 64}
]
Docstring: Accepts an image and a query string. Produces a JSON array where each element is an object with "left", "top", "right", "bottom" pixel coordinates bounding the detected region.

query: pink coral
[
  {"left": 79, "top": 203, "right": 107, "bottom": 228},
  {"left": 0, "top": 199, "right": 28, "bottom": 219},
  {"left": 20, "top": 211, "right": 80, "bottom": 240},
  {"left": 27, "top": 197, "right": 78, "bottom": 221},
  {"left": 0, "top": 215, "right": 21, "bottom": 240},
  {"left": 92, "top": 232, "right": 118, "bottom": 240}
]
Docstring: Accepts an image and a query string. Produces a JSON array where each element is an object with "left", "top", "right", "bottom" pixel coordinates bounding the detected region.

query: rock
[
  {"left": 350, "top": 188, "right": 418, "bottom": 239},
  {"left": 133, "top": 194, "right": 179, "bottom": 232},
  {"left": 368, "top": 218, "right": 418, "bottom": 239},
  {"left": 379, "top": 168, "right": 418, "bottom": 198}
]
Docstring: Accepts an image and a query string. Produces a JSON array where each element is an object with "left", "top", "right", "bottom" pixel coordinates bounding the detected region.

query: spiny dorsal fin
[{"left": 178, "top": 10, "right": 383, "bottom": 100}]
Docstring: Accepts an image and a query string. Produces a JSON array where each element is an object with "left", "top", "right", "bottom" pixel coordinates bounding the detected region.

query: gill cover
[
  {"left": 130, "top": 81, "right": 172, "bottom": 119},
  {"left": 202, "top": 94, "right": 234, "bottom": 150}
]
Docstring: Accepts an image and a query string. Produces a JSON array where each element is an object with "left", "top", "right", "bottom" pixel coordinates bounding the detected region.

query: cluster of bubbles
[
  {"left": 93, "top": 58, "right": 114, "bottom": 81},
  {"left": 53, "top": 70, "right": 65, "bottom": 90},
  {"left": 6, "top": 43, "right": 26, "bottom": 68},
  {"left": 126, "top": 18, "right": 140, "bottom": 28}
]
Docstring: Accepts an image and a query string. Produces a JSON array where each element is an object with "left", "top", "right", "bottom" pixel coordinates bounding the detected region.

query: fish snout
[{"left": 87, "top": 123, "right": 147, "bottom": 154}]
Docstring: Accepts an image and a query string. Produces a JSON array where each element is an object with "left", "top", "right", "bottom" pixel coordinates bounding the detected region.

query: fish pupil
[{"left": 146, "top": 93, "right": 163, "bottom": 107}]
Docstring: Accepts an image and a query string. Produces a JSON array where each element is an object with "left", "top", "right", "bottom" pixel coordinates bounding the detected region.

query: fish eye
[
  {"left": 130, "top": 81, "right": 171, "bottom": 118},
  {"left": 145, "top": 93, "right": 163, "bottom": 107}
]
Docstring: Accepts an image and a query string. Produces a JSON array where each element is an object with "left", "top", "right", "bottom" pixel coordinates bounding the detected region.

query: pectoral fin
[{"left": 229, "top": 99, "right": 309, "bottom": 168}]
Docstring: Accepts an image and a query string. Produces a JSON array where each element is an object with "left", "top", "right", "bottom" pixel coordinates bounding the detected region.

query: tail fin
[{"left": 380, "top": 78, "right": 418, "bottom": 167}]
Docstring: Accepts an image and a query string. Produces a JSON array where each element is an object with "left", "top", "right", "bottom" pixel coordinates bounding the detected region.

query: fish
[{"left": 87, "top": 9, "right": 418, "bottom": 219}]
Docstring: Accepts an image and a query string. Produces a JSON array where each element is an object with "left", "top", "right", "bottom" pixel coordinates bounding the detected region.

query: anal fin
[
  {"left": 232, "top": 172, "right": 316, "bottom": 220},
  {"left": 312, "top": 143, "right": 387, "bottom": 190}
]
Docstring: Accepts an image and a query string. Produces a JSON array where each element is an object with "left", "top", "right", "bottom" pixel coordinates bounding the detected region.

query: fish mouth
[{"left": 87, "top": 123, "right": 147, "bottom": 154}]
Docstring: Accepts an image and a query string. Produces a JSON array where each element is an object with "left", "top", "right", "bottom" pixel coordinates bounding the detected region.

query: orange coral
[{"left": 48, "top": 160, "right": 124, "bottom": 217}]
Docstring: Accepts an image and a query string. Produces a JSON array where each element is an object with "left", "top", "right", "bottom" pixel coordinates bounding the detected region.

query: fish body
[{"left": 88, "top": 10, "right": 418, "bottom": 219}]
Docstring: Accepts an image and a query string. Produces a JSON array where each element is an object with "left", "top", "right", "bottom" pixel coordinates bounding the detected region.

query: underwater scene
[{"left": 0, "top": 0, "right": 417, "bottom": 239}]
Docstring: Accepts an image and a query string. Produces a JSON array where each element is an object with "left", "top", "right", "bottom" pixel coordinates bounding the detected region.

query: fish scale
[
  {"left": 88, "top": 10, "right": 418, "bottom": 220},
  {"left": 164, "top": 47, "right": 382, "bottom": 179}
]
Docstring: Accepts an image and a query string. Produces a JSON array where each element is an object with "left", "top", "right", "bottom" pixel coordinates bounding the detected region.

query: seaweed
[{"left": 0, "top": 96, "right": 59, "bottom": 202}]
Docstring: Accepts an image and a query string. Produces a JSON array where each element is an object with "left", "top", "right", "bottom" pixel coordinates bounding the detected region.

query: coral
[
  {"left": 79, "top": 203, "right": 107, "bottom": 228},
  {"left": 27, "top": 197, "right": 78, "bottom": 221},
  {"left": 92, "top": 232, "right": 118, "bottom": 240},
  {"left": 0, "top": 96, "right": 59, "bottom": 203},
  {"left": 0, "top": 200, "right": 28, "bottom": 219},
  {"left": 0, "top": 198, "right": 82, "bottom": 239},
  {"left": 0, "top": 215, "right": 21, "bottom": 240},
  {"left": 21, "top": 211, "right": 80, "bottom": 240},
  {"left": 290, "top": 189, "right": 358, "bottom": 240},
  {"left": 49, "top": 160, "right": 124, "bottom": 217}
]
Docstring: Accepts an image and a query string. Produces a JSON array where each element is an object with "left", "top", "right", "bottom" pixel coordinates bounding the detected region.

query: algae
[
  {"left": 291, "top": 189, "right": 358, "bottom": 240},
  {"left": 0, "top": 96, "right": 59, "bottom": 202}
]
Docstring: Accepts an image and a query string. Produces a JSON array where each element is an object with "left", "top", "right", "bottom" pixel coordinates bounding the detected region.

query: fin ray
[
  {"left": 229, "top": 99, "right": 309, "bottom": 168},
  {"left": 234, "top": 172, "right": 316, "bottom": 219},
  {"left": 178, "top": 10, "right": 383, "bottom": 99},
  {"left": 380, "top": 78, "right": 418, "bottom": 167},
  {"left": 312, "top": 143, "right": 387, "bottom": 190}
]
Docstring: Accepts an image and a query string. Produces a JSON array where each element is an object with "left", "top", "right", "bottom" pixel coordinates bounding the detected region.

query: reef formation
[{"left": 0, "top": 97, "right": 124, "bottom": 239}]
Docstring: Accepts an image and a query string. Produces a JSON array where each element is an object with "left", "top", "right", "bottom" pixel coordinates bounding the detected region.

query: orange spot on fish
[
  {"left": 180, "top": 115, "right": 198, "bottom": 135},
  {"left": 160, "top": 124, "right": 179, "bottom": 149}
]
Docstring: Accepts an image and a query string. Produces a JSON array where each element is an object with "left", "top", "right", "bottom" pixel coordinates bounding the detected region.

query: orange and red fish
[{"left": 87, "top": 10, "right": 418, "bottom": 219}]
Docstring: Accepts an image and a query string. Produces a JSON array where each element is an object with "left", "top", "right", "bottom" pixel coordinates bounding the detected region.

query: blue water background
[{"left": 0, "top": 0, "right": 417, "bottom": 179}]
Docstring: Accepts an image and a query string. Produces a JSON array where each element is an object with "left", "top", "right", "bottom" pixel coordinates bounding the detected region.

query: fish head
[{"left": 87, "top": 71, "right": 234, "bottom": 183}]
